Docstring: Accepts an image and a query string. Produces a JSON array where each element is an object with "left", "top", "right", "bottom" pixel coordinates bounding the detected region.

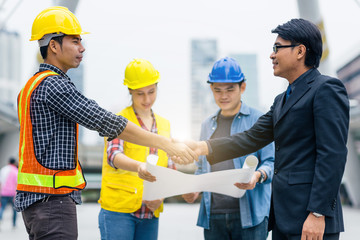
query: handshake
[
  {"left": 165, "top": 138, "right": 209, "bottom": 165},
  {"left": 119, "top": 121, "right": 208, "bottom": 165},
  {"left": 137, "top": 138, "right": 207, "bottom": 182}
]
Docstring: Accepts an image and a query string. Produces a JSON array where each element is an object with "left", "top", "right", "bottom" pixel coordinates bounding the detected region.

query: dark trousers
[
  {"left": 272, "top": 222, "right": 340, "bottom": 240},
  {"left": 22, "top": 195, "right": 77, "bottom": 240},
  {"left": 204, "top": 213, "right": 268, "bottom": 240}
]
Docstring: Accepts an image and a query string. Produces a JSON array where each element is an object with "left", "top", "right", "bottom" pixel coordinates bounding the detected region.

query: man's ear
[
  {"left": 210, "top": 83, "right": 214, "bottom": 92},
  {"left": 240, "top": 82, "right": 246, "bottom": 94},
  {"left": 297, "top": 44, "right": 307, "bottom": 60},
  {"left": 48, "top": 39, "right": 58, "bottom": 54}
]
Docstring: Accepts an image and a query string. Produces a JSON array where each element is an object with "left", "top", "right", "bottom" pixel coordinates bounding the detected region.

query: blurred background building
[
  {"left": 230, "top": 54, "right": 260, "bottom": 110},
  {"left": 190, "top": 39, "right": 218, "bottom": 140}
]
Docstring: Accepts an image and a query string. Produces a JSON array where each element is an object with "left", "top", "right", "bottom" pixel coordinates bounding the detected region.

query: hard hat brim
[
  {"left": 124, "top": 79, "right": 160, "bottom": 90},
  {"left": 30, "top": 31, "right": 90, "bottom": 41},
  {"left": 207, "top": 78, "right": 245, "bottom": 84}
]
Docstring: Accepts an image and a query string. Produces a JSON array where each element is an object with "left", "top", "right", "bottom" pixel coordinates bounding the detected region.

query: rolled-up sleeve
[
  {"left": 45, "top": 77, "right": 128, "bottom": 140},
  {"left": 106, "top": 138, "right": 124, "bottom": 169}
]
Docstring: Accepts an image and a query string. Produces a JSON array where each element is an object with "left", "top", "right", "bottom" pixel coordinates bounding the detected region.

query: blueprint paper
[{"left": 142, "top": 155, "right": 258, "bottom": 201}]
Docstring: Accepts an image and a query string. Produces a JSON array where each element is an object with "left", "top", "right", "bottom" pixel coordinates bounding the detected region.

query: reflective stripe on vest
[{"left": 17, "top": 70, "right": 86, "bottom": 194}]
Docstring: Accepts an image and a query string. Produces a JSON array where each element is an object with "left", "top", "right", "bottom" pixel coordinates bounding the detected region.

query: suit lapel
[
  {"left": 274, "top": 69, "right": 320, "bottom": 126},
  {"left": 273, "top": 92, "right": 286, "bottom": 125}
]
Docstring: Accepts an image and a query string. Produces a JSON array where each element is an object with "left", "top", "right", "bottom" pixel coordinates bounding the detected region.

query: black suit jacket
[{"left": 208, "top": 69, "right": 349, "bottom": 234}]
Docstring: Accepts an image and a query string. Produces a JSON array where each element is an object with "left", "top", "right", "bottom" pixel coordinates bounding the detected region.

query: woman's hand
[
  {"left": 143, "top": 199, "right": 163, "bottom": 212},
  {"left": 137, "top": 163, "right": 156, "bottom": 182}
]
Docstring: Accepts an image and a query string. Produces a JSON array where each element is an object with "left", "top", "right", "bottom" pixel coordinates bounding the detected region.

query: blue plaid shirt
[{"left": 15, "top": 63, "right": 128, "bottom": 212}]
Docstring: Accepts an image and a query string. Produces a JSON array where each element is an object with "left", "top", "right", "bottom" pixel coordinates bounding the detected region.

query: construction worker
[
  {"left": 98, "top": 58, "right": 176, "bottom": 240},
  {"left": 182, "top": 57, "right": 274, "bottom": 239},
  {"left": 16, "top": 7, "right": 196, "bottom": 239}
]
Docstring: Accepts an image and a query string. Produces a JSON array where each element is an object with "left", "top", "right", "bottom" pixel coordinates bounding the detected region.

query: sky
[{"left": 2, "top": 0, "right": 360, "bottom": 143}]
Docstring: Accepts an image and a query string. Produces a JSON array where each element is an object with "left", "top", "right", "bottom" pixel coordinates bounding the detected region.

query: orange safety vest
[{"left": 17, "top": 70, "right": 86, "bottom": 195}]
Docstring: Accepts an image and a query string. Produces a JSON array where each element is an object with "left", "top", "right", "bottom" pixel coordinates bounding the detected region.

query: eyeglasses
[{"left": 273, "top": 44, "right": 299, "bottom": 54}]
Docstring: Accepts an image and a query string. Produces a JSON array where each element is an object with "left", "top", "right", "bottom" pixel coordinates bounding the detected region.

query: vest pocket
[
  {"left": 103, "top": 181, "right": 142, "bottom": 212},
  {"left": 107, "top": 182, "right": 138, "bottom": 193}
]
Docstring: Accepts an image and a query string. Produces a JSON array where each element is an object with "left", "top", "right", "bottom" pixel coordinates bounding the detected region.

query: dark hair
[
  {"left": 210, "top": 81, "right": 245, "bottom": 87},
  {"left": 40, "top": 35, "right": 65, "bottom": 59},
  {"left": 272, "top": 18, "right": 322, "bottom": 68},
  {"left": 9, "top": 157, "right": 16, "bottom": 165}
]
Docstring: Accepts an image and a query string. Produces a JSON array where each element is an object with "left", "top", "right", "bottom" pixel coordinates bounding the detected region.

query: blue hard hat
[{"left": 208, "top": 57, "right": 245, "bottom": 83}]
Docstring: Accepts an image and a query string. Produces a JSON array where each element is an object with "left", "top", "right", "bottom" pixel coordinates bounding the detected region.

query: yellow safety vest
[
  {"left": 17, "top": 70, "right": 86, "bottom": 194},
  {"left": 98, "top": 106, "right": 170, "bottom": 217}
]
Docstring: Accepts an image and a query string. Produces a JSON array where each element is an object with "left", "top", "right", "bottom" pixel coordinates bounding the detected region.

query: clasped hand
[{"left": 169, "top": 138, "right": 210, "bottom": 164}]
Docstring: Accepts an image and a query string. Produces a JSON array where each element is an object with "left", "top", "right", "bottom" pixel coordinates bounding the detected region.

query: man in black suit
[{"left": 188, "top": 19, "right": 349, "bottom": 240}]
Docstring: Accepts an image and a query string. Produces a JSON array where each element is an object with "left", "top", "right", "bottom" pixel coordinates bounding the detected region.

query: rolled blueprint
[{"left": 142, "top": 155, "right": 258, "bottom": 201}]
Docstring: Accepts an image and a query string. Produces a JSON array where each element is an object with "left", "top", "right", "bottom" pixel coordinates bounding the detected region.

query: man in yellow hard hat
[{"left": 16, "top": 6, "right": 196, "bottom": 239}]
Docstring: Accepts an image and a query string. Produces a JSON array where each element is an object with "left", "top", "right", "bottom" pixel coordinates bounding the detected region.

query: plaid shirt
[
  {"left": 15, "top": 63, "right": 128, "bottom": 212},
  {"left": 107, "top": 109, "right": 176, "bottom": 219}
]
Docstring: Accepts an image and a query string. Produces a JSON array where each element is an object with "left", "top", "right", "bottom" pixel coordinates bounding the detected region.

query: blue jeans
[
  {"left": 0, "top": 196, "right": 17, "bottom": 227},
  {"left": 204, "top": 212, "right": 268, "bottom": 240},
  {"left": 98, "top": 208, "right": 159, "bottom": 240}
]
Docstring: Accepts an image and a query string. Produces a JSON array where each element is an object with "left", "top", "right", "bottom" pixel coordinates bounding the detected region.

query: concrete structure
[
  {"left": 0, "top": 103, "right": 19, "bottom": 168},
  {"left": 190, "top": 39, "right": 218, "bottom": 140},
  {"left": 337, "top": 54, "right": 360, "bottom": 208},
  {"left": 297, "top": 0, "right": 333, "bottom": 75},
  {"left": 0, "top": 30, "right": 21, "bottom": 108},
  {"left": 230, "top": 54, "right": 260, "bottom": 110},
  {"left": 0, "top": 30, "right": 21, "bottom": 167}
]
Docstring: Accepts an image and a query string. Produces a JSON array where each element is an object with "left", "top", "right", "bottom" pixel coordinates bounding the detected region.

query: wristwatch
[
  {"left": 257, "top": 170, "right": 265, "bottom": 184},
  {"left": 312, "top": 212, "right": 324, "bottom": 218}
]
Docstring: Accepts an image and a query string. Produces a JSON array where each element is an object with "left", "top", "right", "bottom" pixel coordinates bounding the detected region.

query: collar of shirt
[
  {"left": 210, "top": 101, "right": 251, "bottom": 122},
  {"left": 133, "top": 109, "right": 158, "bottom": 155},
  {"left": 289, "top": 68, "right": 315, "bottom": 92},
  {"left": 134, "top": 109, "right": 157, "bottom": 133},
  {"left": 39, "top": 63, "right": 71, "bottom": 81}
]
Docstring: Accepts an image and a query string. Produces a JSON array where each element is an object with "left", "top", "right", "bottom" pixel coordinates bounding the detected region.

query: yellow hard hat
[
  {"left": 124, "top": 59, "right": 160, "bottom": 90},
  {"left": 30, "top": 6, "right": 89, "bottom": 41}
]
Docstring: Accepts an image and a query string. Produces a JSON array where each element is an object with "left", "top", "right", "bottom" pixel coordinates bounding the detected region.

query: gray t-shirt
[{"left": 210, "top": 113, "right": 240, "bottom": 214}]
